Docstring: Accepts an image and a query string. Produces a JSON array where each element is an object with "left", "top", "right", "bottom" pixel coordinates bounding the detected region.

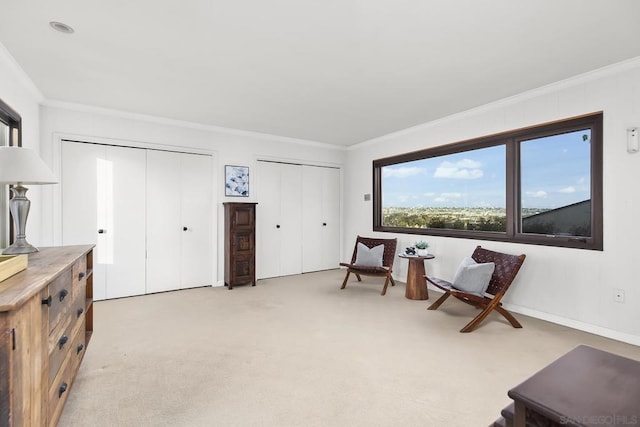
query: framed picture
[{"left": 225, "top": 165, "right": 249, "bottom": 197}]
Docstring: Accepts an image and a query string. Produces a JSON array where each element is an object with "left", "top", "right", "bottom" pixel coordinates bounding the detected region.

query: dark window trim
[
  {"left": 373, "top": 112, "right": 603, "bottom": 251},
  {"left": 0, "top": 98, "right": 22, "bottom": 147},
  {"left": 1, "top": 98, "right": 23, "bottom": 246}
]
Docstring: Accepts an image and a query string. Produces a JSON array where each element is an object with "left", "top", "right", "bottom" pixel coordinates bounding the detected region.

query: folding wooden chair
[
  {"left": 426, "top": 246, "right": 526, "bottom": 332},
  {"left": 340, "top": 236, "right": 398, "bottom": 295}
]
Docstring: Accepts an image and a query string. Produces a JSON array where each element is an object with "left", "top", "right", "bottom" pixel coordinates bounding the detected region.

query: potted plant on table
[{"left": 414, "top": 241, "right": 429, "bottom": 256}]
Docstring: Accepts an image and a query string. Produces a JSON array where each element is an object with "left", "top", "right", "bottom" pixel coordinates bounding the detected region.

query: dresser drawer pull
[
  {"left": 79, "top": 272, "right": 86, "bottom": 280},
  {"left": 58, "top": 335, "right": 69, "bottom": 349},
  {"left": 77, "top": 307, "right": 84, "bottom": 317},
  {"left": 59, "top": 289, "right": 69, "bottom": 302},
  {"left": 42, "top": 296, "right": 52, "bottom": 307},
  {"left": 58, "top": 382, "right": 68, "bottom": 398},
  {"left": 77, "top": 343, "right": 84, "bottom": 354}
]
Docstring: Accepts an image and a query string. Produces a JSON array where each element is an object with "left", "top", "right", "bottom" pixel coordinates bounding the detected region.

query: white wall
[
  {"left": 37, "top": 104, "right": 345, "bottom": 286},
  {"left": 0, "top": 44, "right": 45, "bottom": 245},
  {"left": 344, "top": 58, "right": 640, "bottom": 345}
]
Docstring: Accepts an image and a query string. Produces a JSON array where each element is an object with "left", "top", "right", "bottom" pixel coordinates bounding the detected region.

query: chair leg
[
  {"left": 381, "top": 275, "right": 391, "bottom": 296},
  {"left": 495, "top": 305, "right": 523, "bottom": 328},
  {"left": 389, "top": 274, "right": 396, "bottom": 287},
  {"left": 341, "top": 270, "right": 351, "bottom": 289},
  {"left": 355, "top": 273, "right": 362, "bottom": 282},
  {"left": 459, "top": 300, "right": 501, "bottom": 333},
  {"left": 427, "top": 292, "right": 450, "bottom": 310}
]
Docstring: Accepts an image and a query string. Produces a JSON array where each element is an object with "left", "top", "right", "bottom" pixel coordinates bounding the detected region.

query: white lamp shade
[{"left": 0, "top": 146, "right": 58, "bottom": 184}]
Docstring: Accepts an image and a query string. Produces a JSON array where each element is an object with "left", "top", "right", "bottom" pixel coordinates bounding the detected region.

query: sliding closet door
[
  {"left": 105, "top": 146, "right": 147, "bottom": 298},
  {"left": 302, "top": 166, "right": 340, "bottom": 272},
  {"left": 146, "top": 150, "right": 181, "bottom": 293},
  {"left": 146, "top": 150, "right": 213, "bottom": 292},
  {"left": 256, "top": 161, "right": 302, "bottom": 279},
  {"left": 61, "top": 141, "right": 146, "bottom": 300},
  {"left": 180, "top": 153, "right": 213, "bottom": 288}
]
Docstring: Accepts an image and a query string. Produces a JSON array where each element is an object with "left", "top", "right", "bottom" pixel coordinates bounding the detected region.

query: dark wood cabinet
[{"left": 224, "top": 202, "right": 257, "bottom": 289}]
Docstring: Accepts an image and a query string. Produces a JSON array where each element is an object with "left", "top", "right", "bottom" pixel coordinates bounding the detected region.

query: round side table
[{"left": 398, "top": 253, "right": 435, "bottom": 300}]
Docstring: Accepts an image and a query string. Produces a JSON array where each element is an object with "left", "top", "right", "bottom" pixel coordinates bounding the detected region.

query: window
[
  {"left": 0, "top": 98, "right": 22, "bottom": 249},
  {"left": 373, "top": 113, "right": 603, "bottom": 250}
]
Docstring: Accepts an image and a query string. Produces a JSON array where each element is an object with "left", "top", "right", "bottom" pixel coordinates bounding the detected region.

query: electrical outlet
[{"left": 614, "top": 288, "right": 625, "bottom": 303}]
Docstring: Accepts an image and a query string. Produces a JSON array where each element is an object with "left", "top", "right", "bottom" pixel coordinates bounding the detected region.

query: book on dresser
[{"left": 0, "top": 245, "right": 94, "bottom": 427}]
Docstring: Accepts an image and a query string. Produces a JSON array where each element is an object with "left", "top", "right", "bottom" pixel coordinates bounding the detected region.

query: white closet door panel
[
  {"left": 301, "top": 166, "right": 324, "bottom": 272},
  {"left": 321, "top": 167, "right": 341, "bottom": 270},
  {"left": 278, "top": 163, "right": 302, "bottom": 276},
  {"left": 146, "top": 150, "right": 181, "bottom": 293},
  {"left": 180, "top": 153, "right": 213, "bottom": 288},
  {"left": 256, "top": 161, "right": 282, "bottom": 279},
  {"left": 61, "top": 141, "right": 106, "bottom": 301},
  {"left": 104, "top": 146, "right": 147, "bottom": 299}
]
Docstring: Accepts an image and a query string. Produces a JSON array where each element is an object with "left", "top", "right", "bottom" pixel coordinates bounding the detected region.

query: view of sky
[{"left": 382, "top": 129, "right": 591, "bottom": 210}]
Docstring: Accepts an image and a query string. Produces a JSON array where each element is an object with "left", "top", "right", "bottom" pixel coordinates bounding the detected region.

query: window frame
[
  {"left": 373, "top": 112, "right": 603, "bottom": 251},
  {"left": 0, "top": 98, "right": 23, "bottom": 248}
]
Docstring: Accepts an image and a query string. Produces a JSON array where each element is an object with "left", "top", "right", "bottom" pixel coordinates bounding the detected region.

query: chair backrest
[
  {"left": 471, "top": 246, "right": 526, "bottom": 297},
  {"left": 349, "top": 236, "right": 398, "bottom": 268}
]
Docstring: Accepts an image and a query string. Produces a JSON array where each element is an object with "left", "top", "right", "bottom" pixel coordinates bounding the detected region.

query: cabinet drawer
[
  {"left": 70, "top": 318, "right": 87, "bottom": 372},
  {"left": 48, "top": 315, "right": 74, "bottom": 383},
  {"left": 72, "top": 255, "right": 88, "bottom": 299},
  {"left": 46, "top": 269, "right": 73, "bottom": 333},
  {"left": 48, "top": 353, "right": 73, "bottom": 427}
]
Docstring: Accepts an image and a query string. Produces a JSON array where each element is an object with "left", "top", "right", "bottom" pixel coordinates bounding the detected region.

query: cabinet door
[
  {"left": 302, "top": 166, "right": 340, "bottom": 272},
  {"left": 256, "top": 162, "right": 302, "bottom": 279},
  {"left": 61, "top": 141, "right": 146, "bottom": 300}
]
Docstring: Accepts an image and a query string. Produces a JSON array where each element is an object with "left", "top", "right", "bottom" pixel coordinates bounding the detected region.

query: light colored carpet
[{"left": 58, "top": 269, "right": 640, "bottom": 427}]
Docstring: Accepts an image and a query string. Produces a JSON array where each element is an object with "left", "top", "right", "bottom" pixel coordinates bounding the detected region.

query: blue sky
[{"left": 382, "top": 129, "right": 591, "bottom": 209}]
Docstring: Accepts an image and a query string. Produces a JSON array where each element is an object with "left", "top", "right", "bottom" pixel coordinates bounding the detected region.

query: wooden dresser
[
  {"left": 223, "top": 202, "right": 257, "bottom": 289},
  {"left": 0, "top": 245, "right": 94, "bottom": 426}
]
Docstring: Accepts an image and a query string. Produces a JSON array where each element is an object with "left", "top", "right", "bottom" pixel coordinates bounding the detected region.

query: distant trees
[{"left": 382, "top": 207, "right": 507, "bottom": 232}]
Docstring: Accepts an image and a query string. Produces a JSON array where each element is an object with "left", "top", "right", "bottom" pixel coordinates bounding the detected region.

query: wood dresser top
[
  {"left": 508, "top": 344, "right": 640, "bottom": 426},
  {"left": 0, "top": 245, "right": 94, "bottom": 312}
]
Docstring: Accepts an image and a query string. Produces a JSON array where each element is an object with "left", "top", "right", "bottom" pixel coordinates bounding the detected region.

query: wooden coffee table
[{"left": 398, "top": 253, "right": 435, "bottom": 300}]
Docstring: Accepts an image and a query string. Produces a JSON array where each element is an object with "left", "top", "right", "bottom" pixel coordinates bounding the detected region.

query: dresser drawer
[
  {"left": 72, "top": 255, "right": 88, "bottom": 299},
  {"left": 48, "top": 353, "right": 74, "bottom": 427},
  {"left": 46, "top": 269, "right": 73, "bottom": 333},
  {"left": 48, "top": 315, "right": 74, "bottom": 383}
]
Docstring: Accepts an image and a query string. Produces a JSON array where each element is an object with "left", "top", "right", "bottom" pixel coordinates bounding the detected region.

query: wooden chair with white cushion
[
  {"left": 426, "top": 246, "right": 526, "bottom": 332},
  {"left": 340, "top": 236, "right": 398, "bottom": 295}
]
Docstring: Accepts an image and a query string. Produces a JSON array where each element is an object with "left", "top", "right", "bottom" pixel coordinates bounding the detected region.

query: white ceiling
[{"left": 1, "top": 1, "right": 640, "bottom": 146}]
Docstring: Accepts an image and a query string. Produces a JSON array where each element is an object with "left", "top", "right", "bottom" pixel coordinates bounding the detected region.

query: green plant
[{"left": 414, "top": 240, "right": 429, "bottom": 249}]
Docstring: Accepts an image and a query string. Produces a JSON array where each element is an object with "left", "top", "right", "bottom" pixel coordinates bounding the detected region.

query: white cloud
[
  {"left": 434, "top": 160, "right": 483, "bottom": 179},
  {"left": 423, "top": 192, "right": 436, "bottom": 197},
  {"left": 526, "top": 190, "right": 548, "bottom": 198},
  {"left": 558, "top": 186, "right": 576, "bottom": 193},
  {"left": 433, "top": 192, "right": 464, "bottom": 203},
  {"left": 383, "top": 166, "right": 424, "bottom": 178},
  {"left": 441, "top": 192, "right": 462, "bottom": 198}
]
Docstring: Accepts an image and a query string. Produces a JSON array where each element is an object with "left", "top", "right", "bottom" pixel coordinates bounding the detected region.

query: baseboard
[{"left": 503, "top": 303, "right": 640, "bottom": 347}]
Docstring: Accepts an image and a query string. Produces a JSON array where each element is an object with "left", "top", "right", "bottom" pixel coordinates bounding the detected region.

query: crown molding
[{"left": 41, "top": 99, "right": 346, "bottom": 151}]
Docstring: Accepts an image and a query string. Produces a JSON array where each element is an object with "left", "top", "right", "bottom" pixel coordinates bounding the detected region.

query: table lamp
[{"left": 0, "top": 146, "right": 58, "bottom": 254}]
